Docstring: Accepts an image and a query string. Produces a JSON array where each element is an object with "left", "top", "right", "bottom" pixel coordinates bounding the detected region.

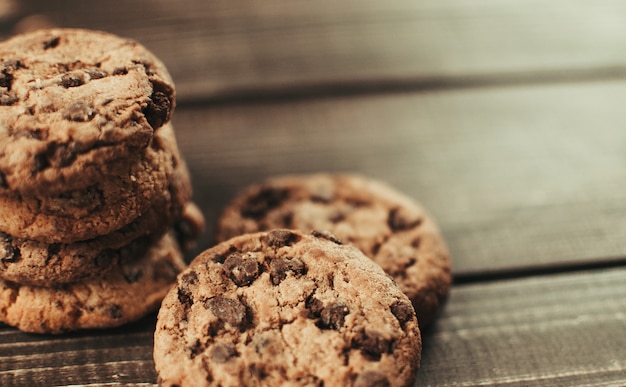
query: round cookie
[
  {"left": 0, "top": 231, "right": 151, "bottom": 287},
  {"left": 0, "top": 232, "right": 186, "bottom": 334},
  {"left": 0, "top": 121, "right": 182, "bottom": 243},
  {"left": 0, "top": 28, "right": 175, "bottom": 195},
  {"left": 154, "top": 229, "right": 421, "bottom": 387},
  {"left": 0, "top": 160, "right": 196, "bottom": 286},
  {"left": 215, "top": 173, "right": 452, "bottom": 327}
]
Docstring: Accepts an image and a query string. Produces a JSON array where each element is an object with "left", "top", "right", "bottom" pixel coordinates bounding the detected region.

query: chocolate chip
[
  {"left": 46, "top": 142, "right": 77, "bottom": 167},
  {"left": 390, "top": 302, "right": 414, "bottom": 327},
  {"left": 46, "top": 243, "right": 61, "bottom": 262},
  {"left": 207, "top": 320, "right": 223, "bottom": 337},
  {"left": 32, "top": 153, "right": 49, "bottom": 173},
  {"left": 269, "top": 257, "right": 306, "bottom": 285},
  {"left": 224, "top": 253, "right": 260, "bottom": 286},
  {"left": 266, "top": 229, "right": 300, "bottom": 248},
  {"left": 177, "top": 271, "right": 198, "bottom": 308},
  {"left": 0, "top": 79, "right": 12, "bottom": 92},
  {"left": 112, "top": 67, "right": 128, "bottom": 75},
  {"left": 353, "top": 330, "right": 392, "bottom": 360},
  {"left": 60, "top": 73, "right": 84, "bottom": 88},
  {"left": 109, "top": 304, "right": 123, "bottom": 319},
  {"left": 354, "top": 371, "right": 391, "bottom": 387},
  {"left": 0, "top": 60, "right": 20, "bottom": 91},
  {"left": 318, "top": 303, "right": 349, "bottom": 330},
  {"left": 387, "top": 207, "right": 422, "bottom": 231},
  {"left": 182, "top": 271, "right": 199, "bottom": 285},
  {"left": 0, "top": 89, "right": 17, "bottom": 105},
  {"left": 240, "top": 187, "right": 288, "bottom": 219},
  {"left": 206, "top": 296, "right": 248, "bottom": 328},
  {"left": 143, "top": 90, "right": 171, "bottom": 129},
  {"left": 211, "top": 246, "right": 238, "bottom": 264},
  {"left": 178, "top": 288, "right": 194, "bottom": 309},
  {"left": 248, "top": 363, "right": 268, "bottom": 380},
  {"left": 305, "top": 295, "right": 324, "bottom": 317},
  {"left": 43, "top": 36, "right": 60, "bottom": 49},
  {"left": 0, "top": 232, "right": 20, "bottom": 263},
  {"left": 189, "top": 339, "right": 205, "bottom": 359},
  {"left": 311, "top": 229, "right": 343, "bottom": 245},
  {"left": 133, "top": 59, "right": 157, "bottom": 76},
  {"left": 0, "top": 171, "right": 7, "bottom": 189},
  {"left": 0, "top": 71, "right": 12, "bottom": 89},
  {"left": 63, "top": 100, "right": 95, "bottom": 122},
  {"left": 84, "top": 68, "right": 108, "bottom": 79},
  {"left": 209, "top": 342, "right": 237, "bottom": 363},
  {"left": 1, "top": 59, "right": 20, "bottom": 71}
]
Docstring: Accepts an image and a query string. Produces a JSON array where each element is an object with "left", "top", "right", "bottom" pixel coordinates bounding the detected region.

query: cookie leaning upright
[
  {"left": 154, "top": 229, "right": 421, "bottom": 387},
  {"left": 0, "top": 28, "right": 176, "bottom": 242}
]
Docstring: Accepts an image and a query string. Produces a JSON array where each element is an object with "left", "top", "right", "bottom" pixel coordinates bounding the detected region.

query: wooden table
[{"left": 2, "top": 1, "right": 625, "bottom": 385}]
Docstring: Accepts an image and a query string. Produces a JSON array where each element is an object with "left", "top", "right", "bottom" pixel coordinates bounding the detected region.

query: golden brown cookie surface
[
  {"left": 0, "top": 28, "right": 175, "bottom": 195},
  {"left": 154, "top": 229, "right": 421, "bottom": 387},
  {"left": 215, "top": 173, "right": 452, "bottom": 327},
  {"left": 0, "top": 232, "right": 185, "bottom": 334},
  {"left": 0, "top": 121, "right": 190, "bottom": 244}
]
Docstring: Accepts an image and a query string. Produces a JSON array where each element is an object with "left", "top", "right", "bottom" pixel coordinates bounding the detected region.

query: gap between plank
[
  {"left": 453, "top": 255, "right": 626, "bottom": 286},
  {"left": 176, "top": 65, "right": 626, "bottom": 107}
]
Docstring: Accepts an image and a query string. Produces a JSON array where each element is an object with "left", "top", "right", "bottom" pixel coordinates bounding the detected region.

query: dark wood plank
[
  {"left": 4, "top": 0, "right": 626, "bottom": 101},
  {"left": 1, "top": 360, "right": 156, "bottom": 386},
  {"left": 0, "top": 316, "right": 158, "bottom": 385},
  {"left": 1, "top": 269, "right": 623, "bottom": 386},
  {"left": 173, "top": 80, "right": 626, "bottom": 274},
  {"left": 416, "top": 267, "right": 626, "bottom": 386}
]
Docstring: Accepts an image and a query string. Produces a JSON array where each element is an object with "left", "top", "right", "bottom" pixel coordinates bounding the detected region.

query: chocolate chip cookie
[
  {"left": 154, "top": 229, "right": 421, "bottom": 387},
  {"left": 0, "top": 156, "right": 195, "bottom": 286},
  {"left": 0, "top": 121, "right": 181, "bottom": 244},
  {"left": 0, "top": 28, "right": 175, "bottom": 195},
  {"left": 0, "top": 232, "right": 185, "bottom": 334},
  {"left": 215, "top": 173, "right": 452, "bottom": 327}
]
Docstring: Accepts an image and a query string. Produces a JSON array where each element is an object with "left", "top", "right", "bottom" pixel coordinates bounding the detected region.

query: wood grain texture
[
  {"left": 172, "top": 80, "right": 626, "bottom": 274},
  {"left": 3, "top": 0, "right": 626, "bottom": 101},
  {"left": 1, "top": 269, "right": 623, "bottom": 386},
  {"left": 0, "top": 316, "right": 157, "bottom": 386},
  {"left": 416, "top": 267, "right": 626, "bottom": 386}
]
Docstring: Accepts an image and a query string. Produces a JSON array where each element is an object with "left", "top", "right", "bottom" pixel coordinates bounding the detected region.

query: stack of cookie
[
  {"left": 154, "top": 174, "right": 451, "bottom": 386},
  {"left": 0, "top": 29, "right": 204, "bottom": 334}
]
